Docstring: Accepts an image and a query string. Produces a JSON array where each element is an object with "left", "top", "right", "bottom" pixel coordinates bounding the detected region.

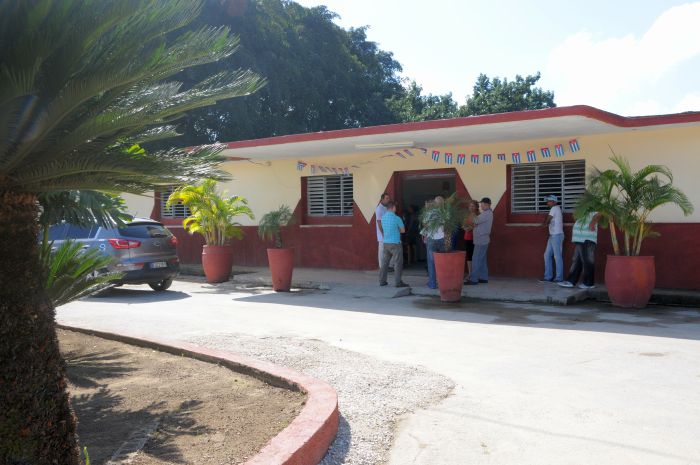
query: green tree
[
  {"left": 387, "top": 81, "right": 459, "bottom": 122},
  {"left": 0, "top": 1, "right": 263, "bottom": 463},
  {"left": 460, "top": 72, "right": 556, "bottom": 116},
  {"left": 166, "top": 0, "right": 405, "bottom": 145}
]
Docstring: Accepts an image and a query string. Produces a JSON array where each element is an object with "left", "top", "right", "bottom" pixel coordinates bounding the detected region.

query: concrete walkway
[
  {"left": 196, "top": 265, "right": 592, "bottom": 304},
  {"left": 57, "top": 279, "right": 700, "bottom": 465}
]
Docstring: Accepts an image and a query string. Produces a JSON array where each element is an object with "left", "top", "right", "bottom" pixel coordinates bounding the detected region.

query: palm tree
[
  {"left": 258, "top": 205, "right": 294, "bottom": 248},
  {"left": 0, "top": 2, "right": 264, "bottom": 463},
  {"left": 419, "top": 193, "right": 468, "bottom": 251},
  {"left": 167, "top": 179, "right": 254, "bottom": 246},
  {"left": 575, "top": 154, "right": 693, "bottom": 256}
]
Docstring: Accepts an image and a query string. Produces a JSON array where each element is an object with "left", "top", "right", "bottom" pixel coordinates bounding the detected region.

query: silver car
[{"left": 47, "top": 218, "right": 180, "bottom": 291}]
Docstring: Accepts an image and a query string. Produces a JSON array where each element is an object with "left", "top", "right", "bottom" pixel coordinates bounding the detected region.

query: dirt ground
[{"left": 59, "top": 329, "right": 306, "bottom": 465}]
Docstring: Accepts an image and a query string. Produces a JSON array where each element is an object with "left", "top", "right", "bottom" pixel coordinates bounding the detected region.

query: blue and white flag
[
  {"left": 444, "top": 152, "right": 453, "bottom": 164},
  {"left": 432, "top": 150, "right": 440, "bottom": 162},
  {"left": 555, "top": 144, "right": 565, "bottom": 157},
  {"left": 471, "top": 154, "right": 479, "bottom": 164},
  {"left": 457, "top": 153, "right": 466, "bottom": 165},
  {"left": 526, "top": 150, "right": 536, "bottom": 162},
  {"left": 541, "top": 147, "right": 551, "bottom": 158},
  {"left": 497, "top": 153, "right": 506, "bottom": 161},
  {"left": 296, "top": 161, "right": 307, "bottom": 171},
  {"left": 483, "top": 153, "right": 492, "bottom": 164},
  {"left": 512, "top": 152, "right": 521, "bottom": 164},
  {"left": 569, "top": 139, "right": 580, "bottom": 152}
]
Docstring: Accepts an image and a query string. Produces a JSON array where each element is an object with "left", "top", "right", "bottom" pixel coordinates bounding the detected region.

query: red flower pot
[
  {"left": 434, "top": 250, "right": 466, "bottom": 302},
  {"left": 201, "top": 245, "right": 234, "bottom": 283},
  {"left": 267, "top": 248, "right": 295, "bottom": 292},
  {"left": 604, "top": 255, "right": 655, "bottom": 308}
]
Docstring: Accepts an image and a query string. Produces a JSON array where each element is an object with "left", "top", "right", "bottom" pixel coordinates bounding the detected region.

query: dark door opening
[{"left": 397, "top": 171, "right": 457, "bottom": 269}]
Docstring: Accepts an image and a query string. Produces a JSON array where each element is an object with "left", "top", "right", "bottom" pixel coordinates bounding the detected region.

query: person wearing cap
[
  {"left": 464, "top": 197, "right": 493, "bottom": 285},
  {"left": 540, "top": 194, "right": 564, "bottom": 283}
]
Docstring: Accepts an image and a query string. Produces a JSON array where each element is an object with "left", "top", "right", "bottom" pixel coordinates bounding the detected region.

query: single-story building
[{"left": 124, "top": 105, "right": 700, "bottom": 290}]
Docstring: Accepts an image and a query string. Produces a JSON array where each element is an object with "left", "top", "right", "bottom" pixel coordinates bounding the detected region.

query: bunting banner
[
  {"left": 291, "top": 138, "right": 582, "bottom": 174},
  {"left": 569, "top": 139, "right": 580, "bottom": 152}
]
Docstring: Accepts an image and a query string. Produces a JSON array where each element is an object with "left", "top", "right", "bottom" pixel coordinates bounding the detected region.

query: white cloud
[
  {"left": 544, "top": 2, "right": 700, "bottom": 115},
  {"left": 674, "top": 92, "right": 700, "bottom": 112}
]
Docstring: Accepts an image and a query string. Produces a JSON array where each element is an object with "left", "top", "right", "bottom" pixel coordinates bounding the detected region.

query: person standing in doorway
[
  {"left": 558, "top": 211, "right": 601, "bottom": 289},
  {"left": 422, "top": 196, "right": 445, "bottom": 289},
  {"left": 376, "top": 192, "right": 396, "bottom": 270},
  {"left": 539, "top": 194, "right": 564, "bottom": 283},
  {"left": 464, "top": 197, "right": 493, "bottom": 285},
  {"left": 378, "top": 201, "right": 409, "bottom": 288},
  {"left": 462, "top": 200, "right": 479, "bottom": 277}
]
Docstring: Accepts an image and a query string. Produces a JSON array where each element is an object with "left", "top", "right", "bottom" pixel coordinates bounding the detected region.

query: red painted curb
[{"left": 58, "top": 325, "right": 339, "bottom": 465}]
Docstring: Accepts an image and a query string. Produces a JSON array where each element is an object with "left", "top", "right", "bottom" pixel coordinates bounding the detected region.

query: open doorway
[{"left": 396, "top": 170, "right": 457, "bottom": 270}]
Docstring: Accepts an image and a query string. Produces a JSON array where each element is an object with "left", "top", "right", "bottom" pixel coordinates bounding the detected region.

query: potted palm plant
[
  {"left": 168, "top": 179, "right": 254, "bottom": 283},
  {"left": 258, "top": 205, "right": 295, "bottom": 291},
  {"left": 420, "top": 194, "right": 468, "bottom": 302},
  {"left": 576, "top": 155, "right": 693, "bottom": 308}
]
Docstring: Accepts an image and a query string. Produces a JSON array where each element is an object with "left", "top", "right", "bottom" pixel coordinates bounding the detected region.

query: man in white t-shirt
[
  {"left": 539, "top": 194, "right": 564, "bottom": 283},
  {"left": 376, "top": 192, "right": 396, "bottom": 269}
]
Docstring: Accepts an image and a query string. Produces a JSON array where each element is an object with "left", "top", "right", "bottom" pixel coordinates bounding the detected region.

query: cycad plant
[
  {"left": 258, "top": 205, "right": 294, "bottom": 248},
  {"left": 419, "top": 193, "right": 468, "bottom": 251},
  {"left": 575, "top": 155, "right": 693, "bottom": 256},
  {"left": 39, "top": 240, "right": 122, "bottom": 308},
  {"left": 167, "top": 179, "right": 254, "bottom": 246},
  {"left": 0, "top": 2, "right": 264, "bottom": 463}
]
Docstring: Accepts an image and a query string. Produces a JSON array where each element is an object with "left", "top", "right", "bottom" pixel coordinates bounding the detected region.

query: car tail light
[
  {"left": 168, "top": 236, "right": 178, "bottom": 247},
  {"left": 108, "top": 238, "right": 141, "bottom": 249}
]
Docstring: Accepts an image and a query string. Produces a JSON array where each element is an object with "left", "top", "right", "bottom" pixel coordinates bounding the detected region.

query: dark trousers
[
  {"left": 566, "top": 241, "right": 596, "bottom": 286},
  {"left": 379, "top": 243, "right": 404, "bottom": 286}
]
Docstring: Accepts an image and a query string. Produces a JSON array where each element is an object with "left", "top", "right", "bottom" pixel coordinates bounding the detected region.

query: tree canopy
[{"left": 460, "top": 72, "right": 556, "bottom": 116}]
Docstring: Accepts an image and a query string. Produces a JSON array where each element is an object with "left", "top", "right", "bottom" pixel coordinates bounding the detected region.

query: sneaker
[
  {"left": 557, "top": 281, "right": 574, "bottom": 288},
  {"left": 478, "top": 279, "right": 488, "bottom": 284},
  {"left": 464, "top": 281, "right": 478, "bottom": 286},
  {"left": 427, "top": 284, "right": 438, "bottom": 289},
  {"left": 538, "top": 278, "right": 553, "bottom": 283},
  {"left": 395, "top": 282, "right": 410, "bottom": 288},
  {"left": 379, "top": 282, "right": 388, "bottom": 287},
  {"left": 578, "top": 283, "right": 596, "bottom": 289}
]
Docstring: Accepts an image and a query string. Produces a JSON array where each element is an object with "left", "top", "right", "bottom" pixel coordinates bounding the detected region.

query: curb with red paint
[{"left": 58, "top": 325, "right": 339, "bottom": 465}]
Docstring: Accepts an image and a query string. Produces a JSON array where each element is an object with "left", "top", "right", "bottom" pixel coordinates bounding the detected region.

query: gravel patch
[{"left": 186, "top": 333, "right": 455, "bottom": 465}]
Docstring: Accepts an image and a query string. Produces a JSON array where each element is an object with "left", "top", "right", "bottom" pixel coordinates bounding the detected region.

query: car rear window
[
  {"left": 118, "top": 223, "right": 170, "bottom": 238},
  {"left": 48, "top": 224, "right": 97, "bottom": 240}
]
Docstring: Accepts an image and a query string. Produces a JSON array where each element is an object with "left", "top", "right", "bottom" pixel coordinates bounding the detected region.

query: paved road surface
[{"left": 57, "top": 280, "right": 700, "bottom": 465}]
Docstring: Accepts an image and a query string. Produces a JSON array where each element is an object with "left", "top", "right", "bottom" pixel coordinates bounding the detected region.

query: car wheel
[{"left": 149, "top": 278, "right": 173, "bottom": 292}]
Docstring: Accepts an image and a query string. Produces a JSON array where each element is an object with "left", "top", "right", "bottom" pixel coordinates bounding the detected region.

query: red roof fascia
[{"left": 224, "top": 105, "right": 700, "bottom": 151}]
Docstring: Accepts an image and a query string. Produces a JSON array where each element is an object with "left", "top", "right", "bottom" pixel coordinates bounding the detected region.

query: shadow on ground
[
  {"left": 66, "top": 348, "right": 210, "bottom": 464},
  {"left": 231, "top": 287, "right": 700, "bottom": 341},
  {"left": 87, "top": 287, "right": 191, "bottom": 303}
]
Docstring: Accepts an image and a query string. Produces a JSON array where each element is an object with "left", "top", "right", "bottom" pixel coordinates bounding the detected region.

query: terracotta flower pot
[
  {"left": 604, "top": 255, "right": 655, "bottom": 308},
  {"left": 434, "top": 250, "right": 466, "bottom": 302},
  {"left": 201, "top": 245, "right": 234, "bottom": 283},
  {"left": 267, "top": 248, "right": 295, "bottom": 292}
]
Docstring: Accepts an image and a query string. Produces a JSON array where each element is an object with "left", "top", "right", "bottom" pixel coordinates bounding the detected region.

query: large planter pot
[
  {"left": 201, "top": 245, "right": 234, "bottom": 283},
  {"left": 434, "top": 250, "right": 466, "bottom": 302},
  {"left": 604, "top": 255, "right": 655, "bottom": 308},
  {"left": 267, "top": 247, "right": 295, "bottom": 292}
]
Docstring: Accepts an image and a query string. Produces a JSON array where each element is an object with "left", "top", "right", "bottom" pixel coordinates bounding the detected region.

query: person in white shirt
[
  {"left": 375, "top": 192, "right": 396, "bottom": 270},
  {"left": 540, "top": 194, "right": 564, "bottom": 283}
]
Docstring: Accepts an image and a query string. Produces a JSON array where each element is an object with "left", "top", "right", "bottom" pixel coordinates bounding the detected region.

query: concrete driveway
[{"left": 57, "top": 280, "right": 700, "bottom": 465}]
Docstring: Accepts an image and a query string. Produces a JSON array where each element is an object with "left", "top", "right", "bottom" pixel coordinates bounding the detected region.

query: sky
[{"left": 294, "top": 0, "right": 700, "bottom": 116}]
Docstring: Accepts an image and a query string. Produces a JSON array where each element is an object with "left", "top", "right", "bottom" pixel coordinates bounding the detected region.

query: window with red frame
[
  {"left": 511, "top": 160, "right": 585, "bottom": 214},
  {"left": 307, "top": 175, "right": 354, "bottom": 217},
  {"left": 159, "top": 186, "right": 191, "bottom": 218}
]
